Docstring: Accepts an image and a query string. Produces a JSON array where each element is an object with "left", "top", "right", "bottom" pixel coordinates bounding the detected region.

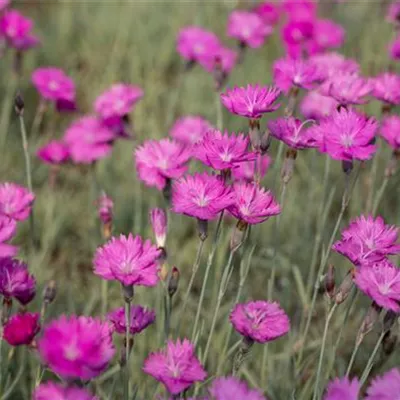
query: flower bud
[
  {"left": 324, "top": 264, "right": 335, "bottom": 298},
  {"left": 42, "top": 280, "right": 57, "bottom": 305},
  {"left": 96, "top": 192, "right": 113, "bottom": 240},
  {"left": 281, "top": 149, "right": 297, "bottom": 184},
  {"left": 249, "top": 119, "right": 261, "bottom": 151},
  {"left": 230, "top": 220, "right": 248, "bottom": 252},
  {"left": 260, "top": 131, "right": 272, "bottom": 154},
  {"left": 197, "top": 218, "right": 208, "bottom": 242},
  {"left": 14, "top": 91, "right": 24, "bottom": 116},
  {"left": 342, "top": 160, "right": 353, "bottom": 175},
  {"left": 150, "top": 208, "right": 167, "bottom": 249},
  {"left": 122, "top": 284, "right": 134, "bottom": 303},
  {"left": 168, "top": 267, "right": 180, "bottom": 298},
  {"left": 119, "top": 337, "right": 134, "bottom": 367},
  {"left": 385, "top": 150, "right": 400, "bottom": 178},
  {"left": 356, "top": 302, "right": 382, "bottom": 345},
  {"left": 159, "top": 263, "right": 169, "bottom": 281},
  {"left": 335, "top": 269, "right": 354, "bottom": 304}
]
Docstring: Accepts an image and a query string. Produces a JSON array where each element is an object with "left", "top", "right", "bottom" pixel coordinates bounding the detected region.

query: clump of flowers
[
  {"left": 170, "top": 115, "right": 214, "bottom": 146},
  {"left": 323, "top": 377, "right": 360, "bottom": 400},
  {"left": 210, "top": 376, "right": 266, "bottom": 400},
  {"left": 33, "top": 382, "right": 98, "bottom": 400},
  {"left": 0, "top": 182, "right": 35, "bottom": 221},
  {"left": 107, "top": 305, "right": 155, "bottom": 335},
  {"left": 0, "top": 215, "right": 17, "bottom": 257},
  {"left": 3, "top": 312, "right": 40, "bottom": 346},
  {"left": 37, "top": 140, "right": 69, "bottom": 165}
]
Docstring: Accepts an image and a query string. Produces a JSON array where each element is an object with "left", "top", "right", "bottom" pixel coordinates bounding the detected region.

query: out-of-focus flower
[
  {"left": 96, "top": 193, "right": 113, "bottom": 226},
  {"left": 281, "top": 20, "right": 314, "bottom": 58},
  {"left": 143, "top": 338, "right": 207, "bottom": 395},
  {"left": 307, "top": 19, "right": 345, "bottom": 54},
  {"left": 170, "top": 115, "right": 214, "bottom": 146},
  {"left": 323, "top": 377, "right": 360, "bottom": 400},
  {"left": 0, "top": 182, "right": 35, "bottom": 221},
  {"left": 198, "top": 45, "right": 238, "bottom": 78},
  {"left": 380, "top": 115, "right": 400, "bottom": 150},
  {"left": 3, "top": 312, "right": 40, "bottom": 346},
  {"left": 210, "top": 376, "right": 267, "bottom": 400},
  {"left": 309, "top": 52, "right": 359, "bottom": 80},
  {"left": 0, "top": 258, "right": 36, "bottom": 305},
  {"left": 300, "top": 90, "right": 338, "bottom": 121},
  {"left": 0, "top": 1, "right": 9, "bottom": 11},
  {"left": 38, "top": 315, "right": 115, "bottom": 380},
  {"left": 354, "top": 259, "right": 400, "bottom": 312},
  {"left": 0, "top": 215, "right": 17, "bottom": 258},
  {"left": 372, "top": 72, "right": 400, "bottom": 106},
  {"left": 254, "top": 1, "right": 280, "bottom": 26},
  {"left": 107, "top": 305, "right": 155, "bottom": 335},
  {"left": 390, "top": 34, "right": 400, "bottom": 60},
  {"left": 232, "top": 155, "right": 272, "bottom": 182},
  {"left": 387, "top": 1, "right": 400, "bottom": 24},
  {"left": 230, "top": 300, "right": 290, "bottom": 343},
  {"left": 282, "top": 0, "right": 317, "bottom": 22},
  {"left": 135, "top": 138, "right": 191, "bottom": 191},
  {"left": 365, "top": 368, "right": 400, "bottom": 400},
  {"left": 150, "top": 208, "right": 167, "bottom": 248},
  {"left": 221, "top": 84, "right": 281, "bottom": 119},
  {"left": 34, "top": 382, "right": 98, "bottom": 400},
  {"left": 37, "top": 140, "right": 69, "bottom": 165},
  {"left": 172, "top": 172, "right": 234, "bottom": 221}
]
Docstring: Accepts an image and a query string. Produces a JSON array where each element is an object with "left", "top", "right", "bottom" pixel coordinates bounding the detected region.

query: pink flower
[
  {"left": 198, "top": 45, "right": 238, "bottom": 76},
  {"left": 150, "top": 208, "right": 167, "bottom": 248},
  {"left": 0, "top": 215, "right": 17, "bottom": 258},
  {"left": 232, "top": 155, "right": 272, "bottom": 182},
  {"left": 3, "top": 312, "right": 39, "bottom": 346},
  {"left": 227, "top": 10, "right": 272, "bottom": 48},
  {"left": 0, "top": 258, "right": 36, "bottom": 305},
  {"left": 318, "top": 108, "right": 378, "bottom": 162},
  {"left": 93, "top": 234, "right": 161, "bottom": 287},
  {"left": 0, "top": 1, "right": 9, "bottom": 11},
  {"left": 333, "top": 215, "right": 400, "bottom": 267},
  {"left": 323, "top": 377, "right": 360, "bottom": 400},
  {"left": 96, "top": 193, "right": 113, "bottom": 225},
  {"left": 281, "top": 20, "right": 314, "bottom": 46},
  {"left": 387, "top": 1, "right": 400, "bottom": 23},
  {"left": 170, "top": 115, "right": 214, "bottom": 146},
  {"left": 300, "top": 90, "right": 338, "bottom": 121},
  {"left": 0, "top": 182, "right": 34, "bottom": 221},
  {"left": 220, "top": 84, "right": 281, "bottom": 119},
  {"left": 354, "top": 259, "right": 400, "bottom": 312},
  {"left": 282, "top": 0, "right": 317, "bottom": 22},
  {"left": 366, "top": 368, "right": 400, "bottom": 400},
  {"left": 307, "top": 19, "right": 345, "bottom": 54},
  {"left": 389, "top": 35, "right": 400, "bottom": 60},
  {"left": 230, "top": 300, "right": 290, "bottom": 343},
  {"left": 143, "top": 338, "right": 207, "bottom": 395},
  {"left": 107, "top": 305, "right": 155, "bottom": 335},
  {"left": 34, "top": 382, "right": 98, "bottom": 400},
  {"left": 38, "top": 315, "right": 115, "bottom": 380},
  {"left": 268, "top": 117, "right": 317, "bottom": 149},
  {"left": 172, "top": 172, "right": 234, "bottom": 221},
  {"left": 37, "top": 140, "right": 69, "bottom": 165},
  {"left": 380, "top": 115, "right": 400, "bottom": 150},
  {"left": 210, "top": 376, "right": 267, "bottom": 400},
  {"left": 135, "top": 138, "right": 191, "bottom": 191},
  {"left": 254, "top": 1, "right": 280, "bottom": 26},
  {"left": 309, "top": 52, "right": 360, "bottom": 80},
  {"left": 372, "top": 72, "right": 400, "bottom": 106},
  {"left": 194, "top": 130, "right": 255, "bottom": 171}
]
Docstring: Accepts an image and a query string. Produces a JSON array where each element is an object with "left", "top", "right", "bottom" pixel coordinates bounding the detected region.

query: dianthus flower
[
  {"left": 0, "top": 1, "right": 8, "bottom": 11},
  {"left": 38, "top": 315, "right": 115, "bottom": 380},
  {"left": 198, "top": 45, "right": 237, "bottom": 78},
  {"left": 230, "top": 300, "right": 290, "bottom": 343},
  {"left": 387, "top": 1, "right": 400, "bottom": 24},
  {"left": 220, "top": 84, "right": 281, "bottom": 119},
  {"left": 372, "top": 72, "right": 400, "bottom": 106},
  {"left": 34, "top": 382, "right": 98, "bottom": 400},
  {"left": 282, "top": 0, "right": 317, "bottom": 22},
  {"left": 254, "top": 1, "right": 280, "bottom": 26},
  {"left": 307, "top": 19, "right": 345, "bottom": 54},
  {"left": 172, "top": 172, "right": 234, "bottom": 221},
  {"left": 389, "top": 35, "right": 400, "bottom": 60},
  {"left": 232, "top": 155, "right": 271, "bottom": 182},
  {"left": 323, "top": 377, "right": 360, "bottom": 400},
  {"left": 380, "top": 115, "right": 400, "bottom": 150},
  {"left": 300, "top": 90, "right": 338, "bottom": 121},
  {"left": 3, "top": 312, "right": 40, "bottom": 346},
  {"left": 365, "top": 368, "right": 400, "bottom": 400},
  {"left": 309, "top": 52, "right": 359, "bottom": 80},
  {"left": 96, "top": 192, "right": 113, "bottom": 225},
  {"left": 135, "top": 138, "right": 191, "bottom": 190},
  {"left": 143, "top": 338, "right": 207, "bottom": 395},
  {"left": 0, "top": 182, "right": 35, "bottom": 221},
  {"left": 281, "top": 20, "right": 314, "bottom": 50},
  {"left": 150, "top": 208, "right": 167, "bottom": 248},
  {"left": 0, "top": 215, "right": 17, "bottom": 258},
  {"left": 0, "top": 258, "right": 36, "bottom": 305},
  {"left": 170, "top": 115, "right": 214, "bottom": 146},
  {"left": 37, "top": 140, "right": 69, "bottom": 165},
  {"left": 93, "top": 234, "right": 161, "bottom": 287},
  {"left": 107, "top": 305, "right": 155, "bottom": 335},
  {"left": 210, "top": 376, "right": 267, "bottom": 400}
]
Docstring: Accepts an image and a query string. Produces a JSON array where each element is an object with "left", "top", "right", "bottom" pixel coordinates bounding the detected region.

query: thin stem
[
  {"left": 1, "top": 346, "right": 25, "bottom": 400},
  {"left": 372, "top": 177, "right": 389, "bottom": 216},
  {"left": 345, "top": 340, "right": 361, "bottom": 377},
  {"left": 215, "top": 90, "right": 223, "bottom": 130},
  {"left": 164, "top": 291, "right": 172, "bottom": 340},
  {"left": 124, "top": 300, "right": 131, "bottom": 400},
  {"left": 101, "top": 280, "right": 108, "bottom": 316}
]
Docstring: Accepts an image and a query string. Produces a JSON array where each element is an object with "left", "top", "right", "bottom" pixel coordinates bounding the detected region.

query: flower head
[
  {"left": 0, "top": 215, "right": 17, "bottom": 258},
  {"left": 232, "top": 155, "right": 271, "bottom": 182},
  {"left": 107, "top": 305, "right": 155, "bottom": 335},
  {"left": 387, "top": 1, "right": 400, "bottom": 23},
  {"left": 230, "top": 300, "right": 290, "bottom": 343},
  {"left": 210, "top": 376, "right": 267, "bottom": 400},
  {"left": 135, "top": 138, "right": 191, "bottom": 191},
  {"left": 354, "top": 259, "right": 400, "bottom": 312},
  {"left": 380, "top": 115, "right": 400, "bottom": 150},
  {"left": 3, "top": 312, "right": 40, "bottom": 346},
  {"left": 282, "top": 0, "right": 317, "bottom": 22},
  {"left": 254, "top": 1, "right": 280, "bottom": 26},
  {"left": 307, "top": 19, "right": 345, "bottom": 54},
  {"left": 221, "top": 84, "right": 281, "bottom": 119},
  {"left": 93, "top": 234, "right": 161, "bottom": 287},
  {"left": 365, "top": 368, "right": 400, "bottom": 400},
  {"left": 150, "top": 208, "right": 167, "bottom": 248},
  {"left": 172, "top": 172, "right": 234, "bottom": 221},
  {"left": 0, "top": 182, "right": 35, "bottom": 221},
  {"left": 38, "top": 315, "right": 115, "bottom": 380},
  {"left": 300, "top": 90, "right": 338, "bottom": 121},
  {"left": 143, "top": 338, "right": 207, "bottom": 395},
  {"left": 309, "top": 52, "right": 359, "bottom": 80},
  {"left": 389, "top": 35, "right": 400, "bottom": 60},
  {"left": 170, "top": 116, "right": 214, "bottom": 146},
  {"left": 372, "top": 72, "right": 400, "bottom": 106},
  {"left": 34, "top": 382, "right": 98, "bottom": 400},
  {"left": 198, "top": 45, "right": 238, "bottom": 76},
  {"left": 0, "top": 258, "right": 36, "bottom": 305},
  {"left": 37, "top": 140, "right": 69, "bottom": 165},
  {"left": 323, "top": 377, "right": 360, "bottom": 400}
]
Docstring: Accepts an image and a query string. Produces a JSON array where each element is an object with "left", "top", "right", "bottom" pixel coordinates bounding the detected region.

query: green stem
[
  {"left": 124, "top": 300, "right": 131, "bottom": 400},
  {"left": 215, "top": 90, "right": 223, "bottom": 130},
  {"left": 372, "top": 177, "right": 389, "bottom": 216},
  {"left": 1, "top": 346, "right": 25, "bottom": 400},
  {"left": 101, "top": 280, "right": 109, "bottom": 316},
  {"left": 345, "top": 339, "right": 361, "bottom": 377}
]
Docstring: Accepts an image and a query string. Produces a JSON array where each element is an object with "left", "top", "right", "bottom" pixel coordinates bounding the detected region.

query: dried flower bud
[
  {"left": 383, "top": 331, "right": 397, "bottom": 355},
  {"left": 335, "top": 269, "right": 354, "bottom": 304},
  {"left": 260, "top": 131, "right": 272, "bottom": 154},
  {"left": 249, "top": 119, "right": 261, "bottom": 151},
  {"left": 159, "top": 263, "right": 168, "bottom": 281},
  {"left": 168, "top": 267, "right": 180, "bottom": 298},
  {"left": 119, "top": 337, "right": 134, "bottom": 367},
  {"left": 385, "top": 150, "right": 400, "bottom": 178},
  {"left": 150, "top": 208, "right": 167, "bottom": 248},
  {"left": 42, "top": 280, "right": 57, "bottom": 305},
  {"left": 324, "top": 264, "right": 335, "bottom": 298},
  {"left": 14, "top": 91, "right": 24, "bottom": 115},
  {"left": 197, "top": 218, "right": 208, "bottom": 242},
  {"left": 122, "top": 284, "right": 134, "bottom": 303},
  {"left": 281, "top": 149, "right": 297, "bottom": 184},
  {"left": 356, "top": 302, "right": 382, "bottom": 345},
  {"left": 230, "top": 220, "right": 248, "bottom": 252}
]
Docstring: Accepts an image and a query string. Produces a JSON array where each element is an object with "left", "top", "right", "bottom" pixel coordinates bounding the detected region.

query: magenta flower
[
  {"left": 387, "top": 1, "right": 400, "bottom": 23},
  {"left": 210, "top": 376, "right": 267, "bottom": 400},
  {"left": 300, "top": 90, "right": 338, "bottom": 121},
  {"left": 0, "top": 258, "right": 36, "bottom": 305},
  {"left": 93, "top": 234, "right": 161, "bottom": 287},
  {"left": 107, "top": 305, "right": 155, "bottom": 335},
  {"left": 228, "top": 182, "right": 280, "bottom": 225},
  {"left": 230, "top": 300, "right": 290, "bottom": 343},
  {"left": 34, "top": 382, "right": 98, "bottom": 400},
  {"left": 220, "top": 84, "right": 281, "bottom": 119},
  {"left": 135, "top": 138, "right": 191, "bottom": 191},
  {"left": 150, "top": 208, "right": 167, "bottom": 248},
  {"left": 372, "top": 72, "right": 400, "bottom": 106},
  {"left": 0, "top": 0, "right": 8, "bottom": 11},
  {"left": 268, "top": 117, "right": 317, "bottom": 149},
  {"left": 0, "top": 182, "right": 35, "bottom": 221},
  {"left": 273, "top": 57, "right": 322, "bottom": 94},
  {"left": 307, "top": 19, "right": 345, "bottom": 54},
  {"left": 198, "top": 45, "right": 238, "bottom": 76},
  {"left": 366, "top": 368, "right": 400, "bottom": 400},
  {"left": 254, "top": 1, "right": 280, "bottom": 26},
  {"left": 96, "top": 193, "right": 113, "bottom": 225},
  {"left": 232, "top": 155, "right": 272, "bottom": 182},
  {"left": 282, "top": 0, "right": 317, "bottom": 22},
  {"left": 323, "top": 377, "right": 360, "bottom": 400},
  {"left": 380, "top": 115, "right": 400, "bottom": 150},
  {"left": 318, "top": 108, "right": 378, "bottom": 162},
  {"left": 281, "top": 19, "right": 314, "bottom": 46},
  {"left": 172, "top": 172, "right": 234, "bottom": 221},
  {"left": 354, "top": 259, "right": 400, "bottom": 312},
  {"left": 170, "top": 115, "right": 214, "bottom": 146},
  {"left": 309, "top": 52, "right": 360, "bottom": 80},
  {"left": 389, "top": 35, "right": 400, "bottom": 60},
  {"left": 3, "top": 312, "right": 39, "bottom": 346},
  {"left": 0, "top": 215, "right": 17, "bottom": 258},
  {"left": 37, "top": 140, "right": 69, "bottom": 165},
  {"left": 143, "top": 338, "right": 207, "bottom": 395},
  {"left": 227, "top": 10, "right": 272, "bottom": 48}
]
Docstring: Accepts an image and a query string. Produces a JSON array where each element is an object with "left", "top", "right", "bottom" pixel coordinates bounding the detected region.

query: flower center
[
  {"left": 114, "top": 99, "right": 125, "bottom": 112},
  {"left": 48, "top": 81, "right": 59, "bottom": 91},
  {"left": 195, "top": 195, "right": 209, "bottom": 207},
  {"left": 341, "top": 135, "right": 353, "bottom": 148},
  {"left": 379, "top": 284, "right": 391, "bottom": 295},
  {"left": 194, "top": 44, "right": 204, "bottom": 55},
  {"left": 6, "top": 27, "right": 16, "bottom": 38},
  {"left": 64, "top": 343, "right": 79, "bottom": 361}
]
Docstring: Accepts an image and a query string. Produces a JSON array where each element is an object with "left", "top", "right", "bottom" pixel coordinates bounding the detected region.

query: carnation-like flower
[
  {"left": 0, "top": 0, "right": 8, "bottom": 11},
  {"left": 232, "top": 155, "right": 272, "bottom": 182},
  {"left": 309, "top": 52, "right": 360, "bottom": 80},
  {"left": 389, "top": 35, "right": 400, "bottom": 60},
  {"left": 318, "top": 108, "right": 378, "bottom": 162},
  {"left": 254, "top": 1, "right": 280, "bottom": 26},
  {"left": 0, "top": 182, "right": 35, "bottom": 221},
  {"left": 34, "top": 382, "right": 98, "bottom": 400},
  {"left": 3, "top": 312, "right": 40, "bottom": 346},
  {"left": 93, "top": 234, "right": 161, "bottom": 287},
  {"left": 37, "top": 140, "right": 69, "bottom": 165},
  {"left": 228, "top": 182, "right": 280, "bottom": 225},
  {"left": 150, "top": 208, "right": 167, "bottom": 248},
  {"left": 172, "top": 172, "right": 234, "bottom": 221},
  {"left": 282, "top": 0, "right": 317, "bottom": 22},
  {"left": 220, "top": 84, "right": 281, "bottom": 119},
  {"left": 307, "top": 19, "right": 345, "bottom": 54},
  {"left": 230, "top": 300, "right": 290, "bottom": 343},
  {"left": 380, "top": 115, "right": 400, "bottom": 150},
  {"left": 372, "top": 72, "right": 400, "bottom": 106},
  {"left": 0, "top": 215, "right": 17, "bottom": 258},
  {"left": 143, "top": 338, "right": 207, "bottom": 395},
  {"left": 332, "top": 215, "right": 400, "bottom": 266},
  {"left": 323, "top": 377, "right": 360, "bottom": 400},
  {"left": 135, "top": 138, "right": 191, "bottom": 190},
  {"left": 96, "top": 192, "right": 113, "bottom": 225},
  {"left": 387, "top": 1, "right": 400, "bottom": 23},
  {"left": 107, "top": 305, "right": 155, "bottom": 335},
  {"left": 170, "top": 115, "right": 214, "bottom": 146},
  {"left": 227, "top": 10, "right": 272, "bottom": 48},
  {"left": 198, "top": 45, "right": 238, "bottom": 77},
  {"left": 210, "top": 376, "right": 266, "bottom": 400},
  {"left": 365, "top": 368, "right": 400, "bottom": 400},
  {"left": 38, "top": 315, "right": 115, "bottom": 380},
  {"left": 300, "top": 90, "right": 338, "bottom": 121}
]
